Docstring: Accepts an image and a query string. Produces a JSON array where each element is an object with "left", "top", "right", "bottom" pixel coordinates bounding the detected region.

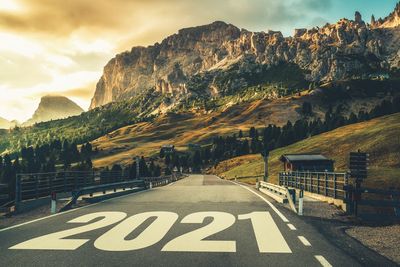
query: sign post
[
  {"left": 349, "top": 151, "right": 369, "bottom": 216},
  {"left": 261, "top": 149, "right": 269, "bottom": 182}
]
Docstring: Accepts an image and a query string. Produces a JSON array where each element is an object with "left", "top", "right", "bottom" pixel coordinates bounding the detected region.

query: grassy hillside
[{"left": 211, "top": 113, "right": 400, "bottom": 190}]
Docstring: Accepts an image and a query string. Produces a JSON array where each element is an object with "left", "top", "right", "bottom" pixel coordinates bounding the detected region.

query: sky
[{"left": 0, "top": 0, "right": 398, "bottom": 122}]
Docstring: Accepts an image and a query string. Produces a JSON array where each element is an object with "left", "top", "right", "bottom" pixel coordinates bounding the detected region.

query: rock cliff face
[
  {"left": 25, "top": 96, "right": 84, "bottom": 126},
  {"left": 90, "top": 4, "right": 400, "bottom": 109}
]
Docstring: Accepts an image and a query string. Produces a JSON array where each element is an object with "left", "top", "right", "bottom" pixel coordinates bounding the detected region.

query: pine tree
[
  {"left": 249, "top": 127, "right": 256, "bottom": 138},
  {"left": 165, "top": 154, "right": 171, "bottom": 166}
]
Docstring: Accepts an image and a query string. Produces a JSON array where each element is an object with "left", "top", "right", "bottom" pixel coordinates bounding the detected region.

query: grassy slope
[
  {"left": 211, "top": 113, "right": 400, "bottom": 189},
  {"left": 91, "top": 89, "right": 387, "bottom": 168},
  {"left": 91, "top": 95, "right": 304, "bottom": 167}
]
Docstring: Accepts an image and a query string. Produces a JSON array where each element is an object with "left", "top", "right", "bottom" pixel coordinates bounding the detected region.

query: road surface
[{"left": 0, "top": 175, "right": 395, "bottom": 266}]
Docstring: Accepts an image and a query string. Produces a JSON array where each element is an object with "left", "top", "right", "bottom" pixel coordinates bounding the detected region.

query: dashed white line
[
  {"left": 314, "top": 255, "right": 333, "bottom": 267},
  {"left": 231, "top": 181, "right": 289, "bottom": 223},
  {"left": 287, "top": 223, "right": 297, "bottom": 230},
  {"left": 298, "top": 236, "right": 312, "bottom": 246}
]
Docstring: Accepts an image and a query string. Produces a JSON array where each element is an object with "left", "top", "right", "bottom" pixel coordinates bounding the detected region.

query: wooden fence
[{"left": 279, "top": 171, "right": 349, "bottom": 199}]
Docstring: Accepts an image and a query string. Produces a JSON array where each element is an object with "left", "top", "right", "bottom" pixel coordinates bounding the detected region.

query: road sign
[{"left": 349, "top": 152, "right": 368, "bottom": 179}]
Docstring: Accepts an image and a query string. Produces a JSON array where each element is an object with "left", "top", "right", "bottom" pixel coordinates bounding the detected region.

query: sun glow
[{"left": 0, "top": 0, "right": 24, "bottom": 12}]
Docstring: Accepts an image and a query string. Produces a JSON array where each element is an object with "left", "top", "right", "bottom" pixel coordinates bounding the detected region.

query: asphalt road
[{"left": 0, "top": 175, "right": 395, "bottom": 266}]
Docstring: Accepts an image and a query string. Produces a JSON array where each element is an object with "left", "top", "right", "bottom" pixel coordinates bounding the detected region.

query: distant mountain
[
  {"left": 90, "top": 3, "right": 400, "bottom": 109},
  {"left": 0, "top": 117, "right": 11, "bottom": 129},
  {"left": 24, "top": 96, "right": 84, "bottom": 126}
]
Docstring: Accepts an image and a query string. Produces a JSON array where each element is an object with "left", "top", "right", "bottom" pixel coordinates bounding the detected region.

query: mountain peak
[
  {"left": 24, "top": 95, "right": 84, "bottom": 126},
  {"left": 371, "top": 1, "right": 400, "bottom": 28}
]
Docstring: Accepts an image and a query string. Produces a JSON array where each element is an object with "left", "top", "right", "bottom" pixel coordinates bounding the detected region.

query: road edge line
[{"left": 229, "top": 180, "right": 289, "bottom": 223}]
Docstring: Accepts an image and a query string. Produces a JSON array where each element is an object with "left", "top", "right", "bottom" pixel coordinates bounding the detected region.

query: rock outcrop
[
  {"left": 24, "top": 96, "right": 84, "bottom": 126},
  {"left": 90, "top": 4, "right": 400, "bottom": 109}
]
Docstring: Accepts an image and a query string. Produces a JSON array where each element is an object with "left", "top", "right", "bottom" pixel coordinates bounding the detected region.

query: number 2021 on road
[{"left": 10, "top": 211, "right": 292, "bottom": 253}]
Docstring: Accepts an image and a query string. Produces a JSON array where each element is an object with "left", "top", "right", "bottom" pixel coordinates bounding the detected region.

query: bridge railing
[
  {"left": 15, "top": 171, "right": 186, "bottom": 207},
  {"left": 279, "top": 171, "right": 349, "bottom": 200}
]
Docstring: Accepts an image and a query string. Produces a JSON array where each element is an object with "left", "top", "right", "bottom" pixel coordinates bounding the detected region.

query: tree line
[
  {"left": 0, "top": 140, "right": 95, "bottom": 198},
  {"left": 188, "top": 96, "right": 400, "bottom": 166}
]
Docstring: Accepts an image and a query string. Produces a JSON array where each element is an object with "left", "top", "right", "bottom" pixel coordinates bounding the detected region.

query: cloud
[
  {"left": 60, "top": 85, "right": 96, "bottom": 99},
  {"left": 0, "top": 0, "right": 339, "bottom": 121},
  {"left": 0, "top": 0, "right": 334, "bottom": 40}
]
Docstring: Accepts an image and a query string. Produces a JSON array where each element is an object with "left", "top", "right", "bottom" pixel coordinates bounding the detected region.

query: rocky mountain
[
  {"left": 90, "top": 3, "right": 400, "bottom": 109},
  {"left": 24, "top": 96, "right": 84, "bottom": 126}
]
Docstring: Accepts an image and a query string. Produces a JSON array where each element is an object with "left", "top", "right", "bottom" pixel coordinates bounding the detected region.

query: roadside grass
[{"left": 212, "top": 113, "right": 400, "bottom": 190}]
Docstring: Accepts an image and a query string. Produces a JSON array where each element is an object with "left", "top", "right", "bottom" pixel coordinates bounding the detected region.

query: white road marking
[
  {"left": 238, "top": 212, "right": 291, "bottom": 253},
  {"left": 230, "top": 181, "right": 289, "bottom": 223},
  {"left": 0, "top": 189, "right": 150, "bottom": 233},
  {"left": 298, "top": 236, "right": 312, "bottom": 246},
  {"left": 166, "top": 182, "right": 175, "bottom": 187},
  {"left": 315, "top": 255, "right": 333, "bottom": 267},
  {"left": 162, "top": 212, "right": 236, "bottom": 252},
  {"left": 10, "top": 212, "right": 127, "bottom": 250},
  {"left": 95, "top": 212, "right": 178, "bottom": 251},
  {"left": 287, "top": 223, "right": 296, "bottom": 230}
]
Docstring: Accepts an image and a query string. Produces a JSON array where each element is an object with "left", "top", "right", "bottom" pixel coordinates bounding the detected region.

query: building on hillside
[
  {"left": 161, "top": 144, "right": 175, "bottom": 154},
  {"left": 279, "top": 154, "right": 334, "bottom": 172}
]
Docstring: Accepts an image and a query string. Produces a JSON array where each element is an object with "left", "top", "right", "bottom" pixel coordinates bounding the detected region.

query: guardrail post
[
  {"left": 35, "top": 174, "right": 39, "bottom": 199},
  {"left": 298, "top": 189, "right": 304, "bottom": 216},
  {"left": 15, "top": 175, "right": 21, "bottom": 212},
  {"left": 317, "top": 173, "right": 320, "bottom": 195},
  {"left": 74, "top": 172, "right": 78, "bottom": 190},
  {"left": 63, "top": 172, "right": 67, "bottom": 193},
  {"left": 49, "top": 175, "right": 53, "bottom": 196},
  {"left": 310, "top": 172, "right": 313, "bottom": 193},
  {"left": 333, "top": 173, "right": 337, "bottom": 199},
  {"left": 325, "top": 172, "right": 328, "bottom": 196}
]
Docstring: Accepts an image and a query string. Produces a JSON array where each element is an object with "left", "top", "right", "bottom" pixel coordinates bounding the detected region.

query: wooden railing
[{"left": 279, "top": 171, "right": 349, "bottom": 200}]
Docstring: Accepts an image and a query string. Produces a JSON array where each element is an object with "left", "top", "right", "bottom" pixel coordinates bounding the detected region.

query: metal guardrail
[
  {"left": 15, "top": 171, "right": 187, "bottom": 211},
  {"left": 279, "top": 171, "right": 348, "bottom": 200},
  {"left": 258, "top": 181, "right": 297, "bottom": 213},
  {"left": 259, "top": 181, "right": 287, "bottom": 196},
  {"left": 16, "top": 171, "right": 131, "bottom": 202},
  {"left": 60, "top": 180, "right": 147, "bottom": 212}
]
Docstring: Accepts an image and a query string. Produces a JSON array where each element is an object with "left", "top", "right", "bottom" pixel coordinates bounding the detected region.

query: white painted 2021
[{"left": 10, "top": 211, "right": 291, "bottom": 253}]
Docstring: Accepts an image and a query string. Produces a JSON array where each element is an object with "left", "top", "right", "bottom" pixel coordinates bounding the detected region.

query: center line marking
[
  {"left": 287, "top": 224, "right": 296, "bottom": 230},
  {"left": 314, "top": 255, "right": 333, "bottom": 267},
  {"left": 298, "top": 236, "right": 311, "bottom": 246}
]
